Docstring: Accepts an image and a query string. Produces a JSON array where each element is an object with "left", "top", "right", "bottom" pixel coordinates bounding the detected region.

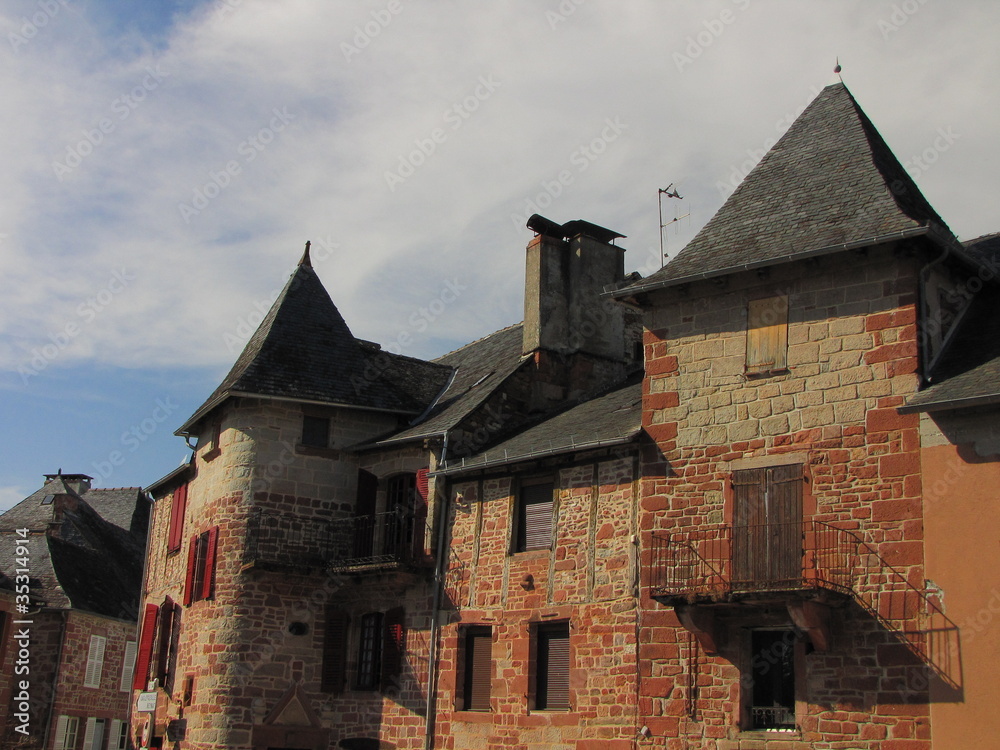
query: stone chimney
[
  {"left": 522, "top": 215, "right": 626, "bottom": 360},
  {"left": 43, "top": 471, "right": 93, "bottom": 495}
]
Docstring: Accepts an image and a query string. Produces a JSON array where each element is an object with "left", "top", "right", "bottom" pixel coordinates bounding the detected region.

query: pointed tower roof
[
  {"left": 179, "top": 252, "right": 451, "bottom": 435},
  {"left": 617, "top": 82, "right": 950, "bottom": 294}
]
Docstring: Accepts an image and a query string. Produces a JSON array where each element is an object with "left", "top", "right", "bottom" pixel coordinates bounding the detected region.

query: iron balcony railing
[
  {"left": 651, "top": 521, "right": 960, "bottom": 687},
  {"left": 244, "top": 508, "right": 430, "bottom": 572}
]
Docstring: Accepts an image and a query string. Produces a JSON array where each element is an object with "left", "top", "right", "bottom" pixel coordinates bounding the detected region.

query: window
[
  {"left": 535, "top": 622, "right": 570, "bottom": 710},
  {"left": 52, "top": 716, "right": 79, "bottom": 750},
  {"left": 133, "top": 603, "right": 160, "bottom": 690},
  {"left": 83, "top": 635, "right": 106, "bottom": 688},
  {"left": 514, "top": 480, "right": 554, "bottom": 552},
  {"left": 183, "top": 527, "right": 218, "bottom": 605},
  {"left": 202, "top": 418, "right": 222, "bottom": 458},
  {"left": 321, "top": 607, "right": 349, "bottom": 694},
  {"left": 746, "top": 295, "right": 788, "bottom": 374},
  {"left": 356, "top": 612, "right": 383, "bottom": 690},
  {"left": 154, "top": 598, "right": 179, "bottom": 688},
  {"left": 461, "top": 626, "right": 492, "bottom": 711},
  {"left": 745, "top": 630, "right": 796, "bottom": 730},
  {"left": 731, "top": 465, "right": 803, "bottom": 588},
  {"left": 167, "top": 483, "right": 188, "bottom": 553},
  {"left": 109, "top": 719, "right": 129, "bottom": 750},
  {"left": 82, "top": 717, "right": 106, "bottom": 750},
  {"left": 301, "top": 414, "right": 330, "bottom": 448},
  {"left": 120, "top": 640, "right": 137, "bottom": 692}
]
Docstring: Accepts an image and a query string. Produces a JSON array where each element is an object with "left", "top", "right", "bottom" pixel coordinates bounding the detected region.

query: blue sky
[{"left": 1, "top": 0, "right": 998, "bottom": 509}]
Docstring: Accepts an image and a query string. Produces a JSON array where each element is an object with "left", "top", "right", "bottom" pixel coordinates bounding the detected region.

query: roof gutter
[
  {"left": 898, "top": 392, "right": 1000, "bottom": 415},
  {"left": 433, "top": 430, "right": 640, "bottom": 477},
  {"left": 605, "top": 226, "right": 932, "bottom": 300}
]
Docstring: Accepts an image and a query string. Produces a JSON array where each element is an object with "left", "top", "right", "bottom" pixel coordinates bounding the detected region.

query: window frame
[
  {"left": 513, "top": 478, "right": 555, "bottom": 553},
  {"left": 745, "top": 295, "right": 789, "bottom": 375},
  {"left": 742, "top": 628, "right": 799, "bottom": 732},
  {"left": 355, "top": 612, "right": 383, "bottom": 691},
  {"left": 533, "top": 621, "right": 571, "bottom": 711},
  {"left": 301, "top": 413, "right": 331, "bottom": 449},
  {"left": 183, "top": 527, "right": 219, "bottom": 605}
]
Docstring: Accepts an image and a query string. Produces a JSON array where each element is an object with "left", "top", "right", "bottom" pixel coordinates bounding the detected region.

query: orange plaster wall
[{"left": 921, "top": 442, "right": 1000, "bottom": 748}]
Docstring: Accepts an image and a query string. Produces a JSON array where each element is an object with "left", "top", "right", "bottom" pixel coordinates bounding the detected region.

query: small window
[
  {"left": 41, "top": 494, "right": 55, "bottom": 505},
  {"left": 356, "top": 612, "right": 383, "bottom": 691},
  {"left": 83, "top": 635, "right": 106, "bottom": 688},
  {"left": 53, "top": 716, "right": 80, "bottom": 750},
  {"left": 184, "top": 528, "right": 218, "bottom": 605},
  {"left": 202, "top": 418, "right": 222, "bottom": 458},
  {"left": 514, "top": 481, "right": 554, "bottom": 553},
  {"left": 535, "top": 622, "right": 570, "bottom": 711},
  {"left": 746, "top": 295, "right": 788, "bottom": 374},
  {"left": 461, "top": 626, "right": 493, "bottom": 711},
  {"left": 745, "top": 630, "right": 796, "bottom": 730},
  {"left": 302, "top": 414, "right": 331, "bottom": 448}
]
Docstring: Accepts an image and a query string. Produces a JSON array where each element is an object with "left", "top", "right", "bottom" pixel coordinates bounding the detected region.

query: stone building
[
  {"left": 610, "top": 81, "right": 998, "bottom": 748},
  {"left": 131, "top": 78, "right": 999, "bottom": 750},
  {"left": 0, "top": 472, "right": 148, "bottom": 750}
]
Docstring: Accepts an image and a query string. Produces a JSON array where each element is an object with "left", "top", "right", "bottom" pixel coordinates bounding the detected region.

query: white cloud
[{"left": 0, "top": 0, "right": 997, "bottom": 377}]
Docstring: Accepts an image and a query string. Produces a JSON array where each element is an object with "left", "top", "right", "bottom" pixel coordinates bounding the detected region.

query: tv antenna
[{"left": 658, "top": 184, "right": 689, "bottom": 266}]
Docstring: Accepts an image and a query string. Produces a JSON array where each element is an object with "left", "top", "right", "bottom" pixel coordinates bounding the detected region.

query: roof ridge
[{"left": 433, "top": 321, "right": 523, "bottom": 362}]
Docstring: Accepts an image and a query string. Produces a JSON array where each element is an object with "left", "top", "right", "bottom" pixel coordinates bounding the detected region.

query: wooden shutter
[
  {"left": 53, "top": 716, "right": 69, "bottom": 750},
  {"left": 732, "top": 465, "right": 803, "bottom": 588},
  {"left": 732, "top": 468, "right": 767, "bottom": 587},
  {"left": 183, "top": 534, "right": 198, "bottom": 606},
  {"left": 520, "top": 482, "right": 554, "bottom": 551},
  {"left": 413, "top": 468, "right": 430, "bottom": 558},
  {"left": 537, "top": 624, "right": 570, "bottom": 710},
  {"left": 84, "top": 635, "right": 106, "bottom": 688},
  {"left": 120, "top": 640, "right": 138, "bottom": 691},
  {"left": 381, "top": 606, "right": 406, "bottom": 692},
  {"left": 167, "top": 484, "right": 188, "bottom": 553},
  {"left": 200, "top": 526, "right": 219, "bottom": 600},
  {"left": 155, "top": 599, "right": 175, "bottom": 684},
  {"left": 321, "top": 607, "right": 349, "bottom": 694},
  {"left": 82, "top": 717, "right": 104, "bottom": 750},
  {"left": 109, "top": 720, "right": 123, "bottom": 750},
  {"left": 464, "top": 627, "right": 492, "bottom": 711},
  {"left": 133, "top": 604, "right": 159, "bottom": 690},
  {"left": 746, "top": 296, "right": 789, "bottom": 373},
  {"left": 766, "top": 465, "right": 803, "bottom": 585}
]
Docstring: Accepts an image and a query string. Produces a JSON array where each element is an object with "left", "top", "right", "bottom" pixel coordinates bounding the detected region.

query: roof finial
[
  {"left": 299, "top": 240, "right": 312, "bottom": 268},
  {"left": 834, "top": 57, "right": 842, "bottom": 80}
]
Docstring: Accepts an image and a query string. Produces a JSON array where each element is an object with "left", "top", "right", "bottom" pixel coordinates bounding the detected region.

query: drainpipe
[
  {"left": 42, "top": 608, "right": 70, "bottom": 750},
  {"left": 424, "top": 432, "right": 450, "bottom": 750}
]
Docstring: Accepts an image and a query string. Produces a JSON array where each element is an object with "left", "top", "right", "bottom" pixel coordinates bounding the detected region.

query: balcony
[
  {"left": 243, "top": 508, "right": 431, "bottom": 574},
  {"left": 651, "top": 521, "right": 960, "bottom": 687}
]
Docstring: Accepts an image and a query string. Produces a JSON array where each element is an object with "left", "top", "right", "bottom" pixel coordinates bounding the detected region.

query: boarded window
[
  {"left": 167, "top": 483, "right": 188, "bottom": 553},
  {"left": 133, "top": 603, "right": 159, "bottom": 690},
  {"left": 746, "top": 296, "right": 789, "bottom": 374},
  {"left": 381, "top": 606, "right": 406, "bottom": 692},
  {"left": 462, "top": 626, "right": 492, "bottom": 711},
  {"left": 515, "top": 481, "right": 554, "bottom": 552},
  {"left": 302, "top": 414, "right": 330, "bottom": 448},
  {"left": 536, "top": 622, "right": 570, "bottom": 710},
  {"left": 356, "top": 612, "right": 383, "bottom": 690},
  {"left": 321, "top": 607, "right": 349, "bottom": 694},
  {"left": 83, "top": 635, "right": 106, "bottom": 688}
]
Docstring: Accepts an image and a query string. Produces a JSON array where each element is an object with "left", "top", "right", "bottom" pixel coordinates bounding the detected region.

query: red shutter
[
  {"left": 321, "top": 607, "right": 349, "bottom": 694},
  {"left": 380, "top": 606, "right": 406, "bottom": 692},
  {"left": 133, "top": 604, "right": 160, "bottom": 690},
  {"left": 201, "top": 526, "right": 219, "bottom": 600},
  {"left": 183, "top": 535, "right": 198, "bottom": 606},
  {"left": 167, "top": 484, "right": 187, "bottom": 553},
  {"left": 415, "top": 469, "right": 429, "bottom": 503},
  {"left": 413, "top": 468, "right": 430, "bottom": 558}
]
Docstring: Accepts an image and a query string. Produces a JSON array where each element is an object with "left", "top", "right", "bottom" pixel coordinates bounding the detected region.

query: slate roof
[
  {"left": 436, "top": 378, "right": 642, "bottom": 474},
  {"left": 0, "top": 476, "right": 147, "bottom": 618},
  {"left": 900, "top": 233, "right": 1000, "bottom": 413},
  {"left": 378, "top": 324, "right": 528, "bottom": 445},
  {"left": 179, "top": 253, "right": 452, "bottom": 434},
  {"left": 614, "top": 82, "right": 948, "bottom": 295}
]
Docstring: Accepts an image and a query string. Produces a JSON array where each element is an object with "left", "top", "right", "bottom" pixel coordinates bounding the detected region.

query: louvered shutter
[
  {"left": 84, "top": 635, "right": 106, "bottom": 687},
  {"left": 464, "top": 628, "right": 492, "bottom": 711},
  {"left": 381, "top": 606, "right": 406, "bottom": 692},
  {"left": 183, "top": 534, "right": 198, "bottom": 606},
  {"left": 133, "top": 603, "right": 160, "bottom": 690},
  {"left": 82, "top": 717, "right": 104, "bottom": 750},
  {"left": 120, "top": 640, "right": 138, "bottom": 691},
  {"left": 200, "top": 526, "right": 219, "bottom": 600},
  {"left": 321, "top": 607, "right": 349, "bottom": 694},
  {"left": 746, "top": 296, "right": 789, "bottom": 373},
  {"left": 413, "top": 468, "right": 430, "bottom": 558},
  {"left": 53, "top": 716, "right": 69, "bottom": 750},
  {"left": 155, "top": 600, "right": 174, "bottom": 683},
  {"left": 538, "top": 624, "right": 570, "bottom": 710},
  {"left": 519, "top": 482, "right": 554, "bottom": 551},
  {"left": 109, "top": 720, "right": 123, "bottom": 750},
  {"left": 167, "top": 484, "right": 188, "bottom": 553}
]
